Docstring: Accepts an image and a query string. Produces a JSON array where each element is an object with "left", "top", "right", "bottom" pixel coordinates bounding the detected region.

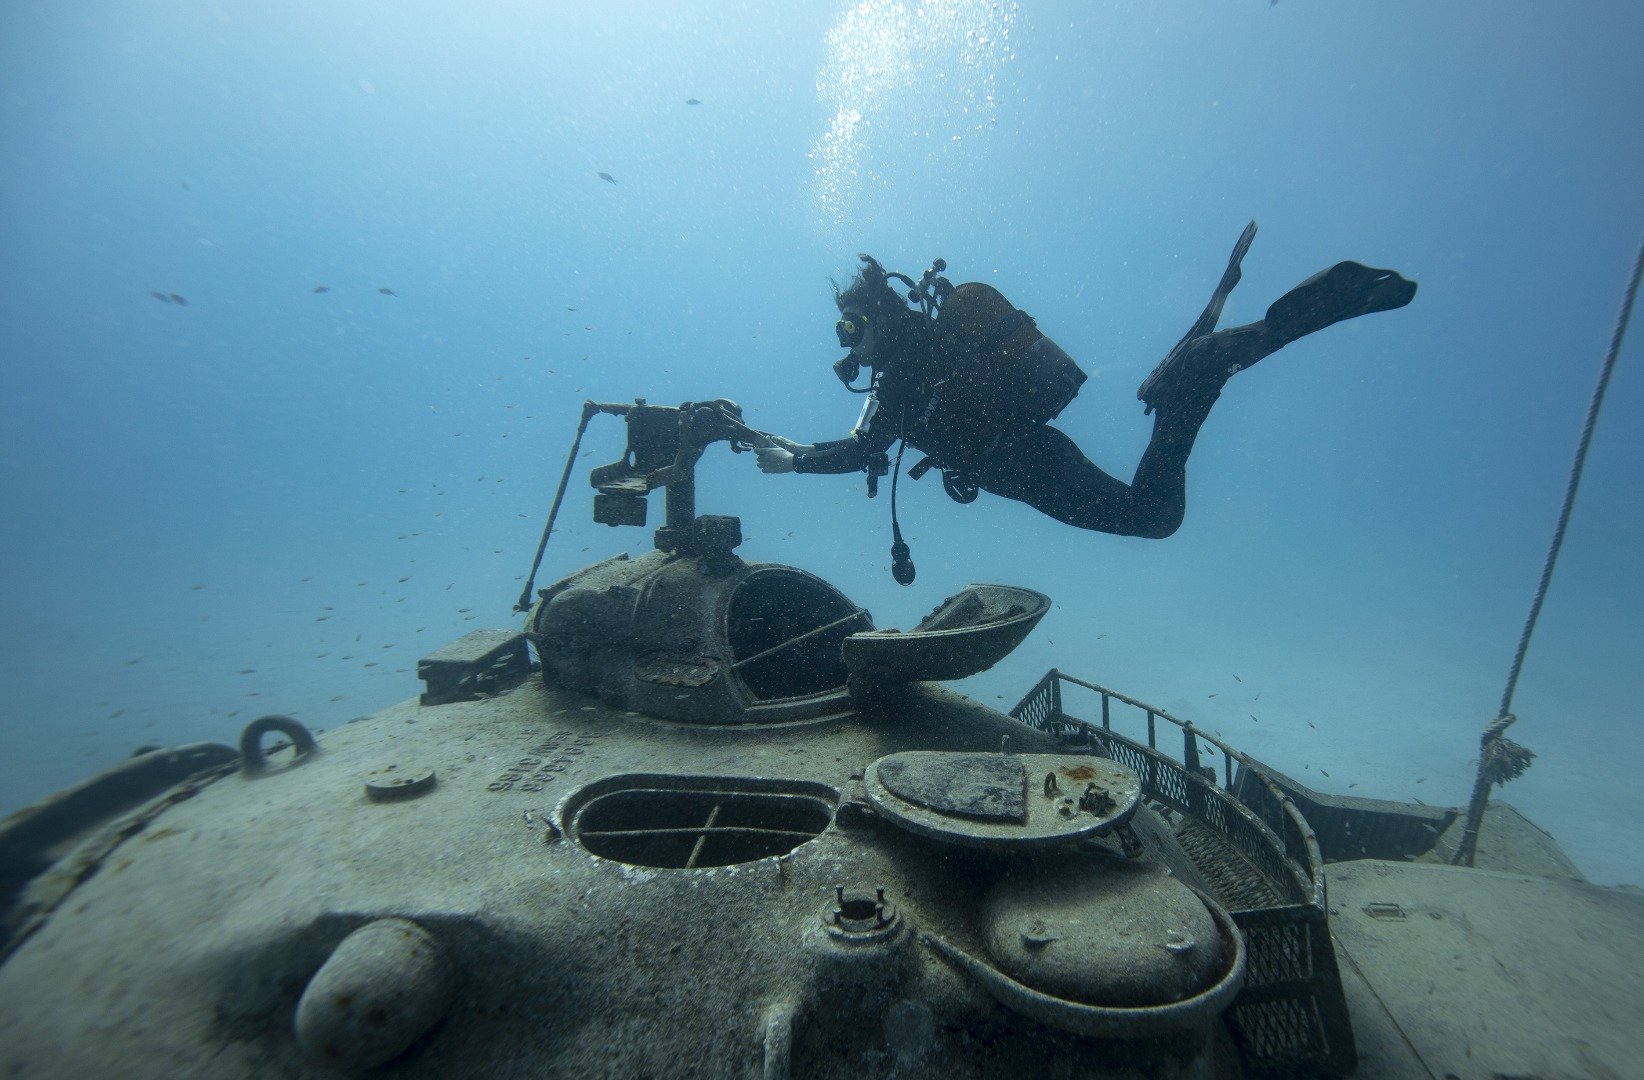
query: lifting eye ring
[{"left": 239, "top": 714, "right": 319, "bottom": 775}]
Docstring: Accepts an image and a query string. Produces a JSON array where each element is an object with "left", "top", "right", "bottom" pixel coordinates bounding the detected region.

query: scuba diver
[{"left": 749, "top": 222, "right": 1416, "bottom": 584}]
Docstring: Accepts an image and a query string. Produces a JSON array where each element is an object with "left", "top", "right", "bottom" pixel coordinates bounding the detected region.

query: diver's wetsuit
[
  {"left": 977, "top": 323, "right": 1276, "bottom": 537},
  {"left": 792, "top": 233, "right": 1415, "bottom": 539},
  {"left": 795, "top": 322, "right": 1268, "bottom": 539}
]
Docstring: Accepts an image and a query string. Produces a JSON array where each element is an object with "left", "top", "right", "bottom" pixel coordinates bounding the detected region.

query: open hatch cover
[{"left": 842, "top": 584, "right": 1050, "bottom": 683}]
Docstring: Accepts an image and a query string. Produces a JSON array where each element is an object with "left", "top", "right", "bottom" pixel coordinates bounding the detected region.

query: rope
[
  {"left": 1497, "top": 233, "right": 1644, "bottom": 718},
  {"left": 1452, "top": 231, "right": 1644, "bottom": 866}
]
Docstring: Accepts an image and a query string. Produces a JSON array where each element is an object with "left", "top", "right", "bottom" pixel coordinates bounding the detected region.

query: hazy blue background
[{"left": 2, "top": 1, "right": 1640, "bottom": 885}]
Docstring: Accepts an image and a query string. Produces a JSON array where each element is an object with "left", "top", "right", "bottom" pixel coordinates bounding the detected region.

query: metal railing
[
  {"left": 1009, "top": 668, "right": 1356, "bottom": 1078},
  {"left": 1011, "top": 669, "right": 1324, "bottom": 908}
]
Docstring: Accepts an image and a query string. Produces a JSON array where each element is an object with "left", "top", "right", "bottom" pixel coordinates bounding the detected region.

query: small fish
[
  {"left": 150, "top": 291, "right": 172, "bottom": 303},
  {"left": 1232, "top": 674, "right": 1242, "bottom": 682},
  {"left": 1320, "top": 769, "right": 1330, "bottom": 777},
  {"left": 598, "top": 172, "right": 617, "bottom": 184},
  {"left": 1306, "top": 720, "right": 1316, "bottom": 729},
  {"left": 313, "top": 285, "right": 330, "bottom": 293},
  {"left": 685, "top": 98, "right": 701, "bottom": 105},
  {"left": 378, "top": 287, "right": 396, "bottom": 296},
  {"left": 169, "top": 293, "right": 188, "bottom": 306},
  {"left": 236, "top": 668, "right": 255, "bottom": 675}
]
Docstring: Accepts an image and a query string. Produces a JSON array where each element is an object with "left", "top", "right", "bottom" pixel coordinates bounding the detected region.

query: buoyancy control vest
[{"left": 929, "top": 282, "right": 1088, "bottom": 445}]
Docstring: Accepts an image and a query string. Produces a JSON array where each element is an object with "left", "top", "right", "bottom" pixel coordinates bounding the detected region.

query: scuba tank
[{"left": 935, "top": 282, "right": 1087, "bottom": 427}]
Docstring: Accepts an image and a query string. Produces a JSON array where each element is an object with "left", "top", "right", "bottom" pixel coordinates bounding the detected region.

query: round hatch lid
[{"left": 862, "top": 751, "right": 1141, "bottom": 849}]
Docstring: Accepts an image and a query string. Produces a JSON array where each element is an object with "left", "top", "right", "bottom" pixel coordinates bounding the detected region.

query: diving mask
[{"left": 835, "top": 311, "right": 869, "bottom": 350}]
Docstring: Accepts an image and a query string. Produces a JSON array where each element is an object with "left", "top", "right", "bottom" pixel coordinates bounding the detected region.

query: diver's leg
[
  {"left": 980, "top": 255, "right": 1418, "bottom": 537},
  {"left": 1137, "top": 323, "right": 1274, "bottom": 417},
  {"left": 978, "top": 424, "right": 1191, "bottom": 538},
  {"left": 1139, "top": 263, "right": 1417, "bottom": 415},
  {"left": 1118, "top": 324, "right": 1284, "bottom": 533},
  {"left": 1122, "top": 391, "right": 1222, "bottom": 538}
]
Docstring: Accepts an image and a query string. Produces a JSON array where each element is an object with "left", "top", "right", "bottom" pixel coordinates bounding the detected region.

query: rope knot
[{"left": 1480, "top": 712, "right": 1534, "bottom": 787}]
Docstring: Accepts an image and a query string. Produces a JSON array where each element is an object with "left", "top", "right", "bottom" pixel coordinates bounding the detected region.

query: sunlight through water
[{"left": 810, "top": 0, "right": 1019, "bottom": 234}]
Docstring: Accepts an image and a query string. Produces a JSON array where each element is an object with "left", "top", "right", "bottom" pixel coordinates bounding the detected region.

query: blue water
[{"left": 1, "top": 1, "right": 1639, "bottom": 886}]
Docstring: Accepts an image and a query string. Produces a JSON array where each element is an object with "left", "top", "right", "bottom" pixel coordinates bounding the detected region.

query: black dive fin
[
  {"left": 1139, "top": 221, "right": 1258, "bottom": 413},
  {"left": 1264, "top": 261, "right": 1417, "bottom": 349},
  {"left": 1172, "top": 220, "right": 1258, "bottom": 354}
]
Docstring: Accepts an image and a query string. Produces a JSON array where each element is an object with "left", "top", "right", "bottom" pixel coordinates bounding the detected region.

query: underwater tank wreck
[{"left": 0, "top": 398, "right": 1639, "bottom": 1079}]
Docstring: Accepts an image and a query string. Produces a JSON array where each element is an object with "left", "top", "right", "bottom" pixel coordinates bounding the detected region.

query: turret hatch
[{"left": 842, "top": 584, "right": 1050, "bottom": 683}]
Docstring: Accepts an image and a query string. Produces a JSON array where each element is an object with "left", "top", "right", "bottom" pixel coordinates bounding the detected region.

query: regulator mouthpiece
[{"left": 833, "top": 355, "right": 861, "bottom": 386}]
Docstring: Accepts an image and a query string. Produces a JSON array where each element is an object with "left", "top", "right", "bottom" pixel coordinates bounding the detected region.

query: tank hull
[
  {"left": 2, "top": 615, "right": 1639, "bottom": 1078},
  {"left": 0, "top": 676, "right": 1243, "bottom": 1078}
]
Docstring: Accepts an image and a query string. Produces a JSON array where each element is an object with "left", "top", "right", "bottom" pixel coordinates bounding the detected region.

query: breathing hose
[{"left": 890, "top": 437, "right": 915, "bottom": 585}]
